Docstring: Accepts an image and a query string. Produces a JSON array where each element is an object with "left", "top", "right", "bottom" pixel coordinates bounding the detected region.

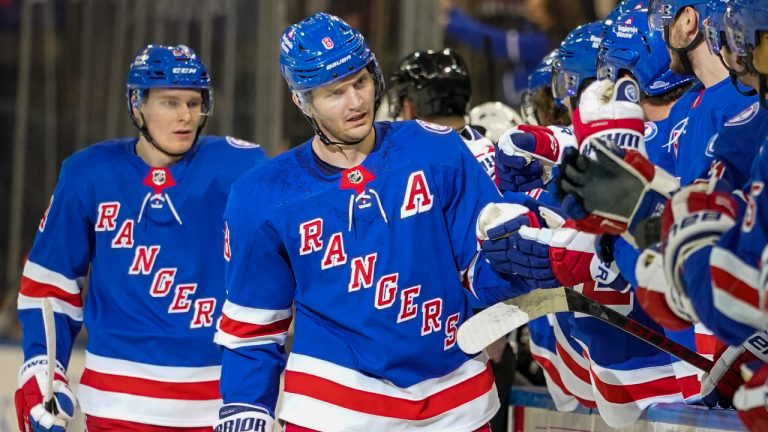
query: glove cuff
[{"left": 18, "top": 355, "right": 68, "bottom": 388}]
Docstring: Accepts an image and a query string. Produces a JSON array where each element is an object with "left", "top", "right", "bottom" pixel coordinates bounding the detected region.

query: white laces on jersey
[
  {"left": 346, "top": 188, "right": 388, "bottom": 232},
  {"left": 137, "top": 192, "right": 184, "bottom": 225}
]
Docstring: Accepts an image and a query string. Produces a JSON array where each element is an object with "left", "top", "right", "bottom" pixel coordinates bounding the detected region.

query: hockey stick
[
  {"left": 458, "top": 287, "right": 714, "bottom": 373},
  {"left": 41, "top": 297, "right": 58, "bottom": 414}
]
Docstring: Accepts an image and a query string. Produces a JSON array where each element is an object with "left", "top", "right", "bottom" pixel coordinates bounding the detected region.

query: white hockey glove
[
  {"left": 214, "top": 403, "right": 274, "bottom": 432},
  {"left": 572, "top": 77, "right": 646, "bottom": 156},
  {"left": 15, "top": 356, "right": 76, "bottom": 432}
]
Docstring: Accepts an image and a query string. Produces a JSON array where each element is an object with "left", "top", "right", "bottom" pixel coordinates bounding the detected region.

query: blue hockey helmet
[
  {"left": 552, "top": 21, "right": 606, "bottom": 102},
  {"left": 648, "top": 0, "right": 708, "bottom": 31},
  {"left": 528, "top": 49, "right": 559, "bottom": 91},
  {"left": 279, "top": 12, "right": 384, "bottom": 107},
  {"left": 598, "top": 8, "right": 695, "bottom": 96},
  {"left": 605, "top": 0, "right": 648, "bottom": 26},
  {"left": 126, "top": 44, "right": 213, "bottom": 116},
  {"left": 724, "top": 0, "right": 768, "bottom": 59},
  {"left": 703, "top": 0, "right": 731, "bottom": 54}
]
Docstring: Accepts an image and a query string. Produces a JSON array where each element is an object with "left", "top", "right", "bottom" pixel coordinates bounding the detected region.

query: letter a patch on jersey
[{"left": 401, "top": 171, "right": 433, "bottom": 218}]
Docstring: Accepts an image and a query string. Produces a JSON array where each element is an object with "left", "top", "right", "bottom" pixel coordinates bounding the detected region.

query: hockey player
[
  {"left": 14, "top": 45, "right": 267, "bottom": 432},
  {"left": 213, "top": 13, "right": 533, "bottom": 432},
  {"left": 387, "top": 48, "right": 496, "bottom": 179},
  {"left": 520, "top": 49, "right": 571, "bottom": 127},
  {"left": 647, "top": 0, "right": 756, "bottom": 185},
  {"left": 387, "top": 47, "right": 516, "bottom": 432}
]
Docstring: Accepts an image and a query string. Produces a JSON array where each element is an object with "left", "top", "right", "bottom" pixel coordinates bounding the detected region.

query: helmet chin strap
[
  {"left": 131, "top": 111, "right": 206, "bottom": 159},
  {"left": 665, "top": 26, "right": 704, "bottom": 77},
  {"left": 304, "top": 114, "right": 367, "bottom": 147}
]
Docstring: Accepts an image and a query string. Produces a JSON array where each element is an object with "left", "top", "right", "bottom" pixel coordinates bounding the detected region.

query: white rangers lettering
[
  {"left": 397, "top": 286, "right": 421, "bottom": 323},
  {"left": 95, "top": 202, "right": 120, "bottom": 231},
  {"left": 169, "top": 283, "right": 197, "bottom": 313},
  {"left": 375, "top": 273, "right": 399, "bottom": 309},
  {"left": 111, "top": 220, "right": 135, "bottom": 248},
  {"left": 421, "top": 298, "right": 443, "bottom": 335},
  {"left": 150, "top": 268, "right": 177, "bottom": 297},
  {"left": 444, "top": 313, "right": 460, "bottom": 349},
  {"left": 321, "top": 232, "right": 347, "bottom": 269},
  {"left": 191, "top": 298, "right": 216, "bottom": 328},
  {"left": 348, "top": 253, "right": 377, "bottom": 292},
  {"left": 129, "top": 245, "right": 161, "bottom": 275},
  {"left": 299, "top": 218, "right": 324, "bottom": 255},
  {"left": 400, "top": 171, "right": 434, "bottom": 218}
]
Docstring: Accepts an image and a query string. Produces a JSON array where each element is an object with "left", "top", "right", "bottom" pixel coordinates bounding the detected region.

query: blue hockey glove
[{"left": 496, "top": 125, "right": 561, "bottom": 193}]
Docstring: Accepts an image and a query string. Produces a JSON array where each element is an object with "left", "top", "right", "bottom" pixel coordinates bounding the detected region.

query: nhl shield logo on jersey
[
  {"left": 346, "top": 169, "right": 363, "bottom": 185},
  {"left": 415, "top": 119, "right": 452, "bottom": 134},
  {"left": 152, "top": 168, "right": 167, "bottom": 186}
]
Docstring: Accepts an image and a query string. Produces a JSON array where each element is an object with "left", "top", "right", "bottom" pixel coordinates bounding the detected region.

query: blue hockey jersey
[
  {"left": 665, "top": 78, "right": 756, "bottom": 186},
  {"left": 216, "top": 121, "right": 504, "bottom": 431},
  {"left": 701, "top": 101, "right": 768, "bottom": 188},
  {"left": 17, "top": 136, "right": 266, "bottom": 426},
  {"left": 683, "top": 135, "right": 768, "bottom": 346}
]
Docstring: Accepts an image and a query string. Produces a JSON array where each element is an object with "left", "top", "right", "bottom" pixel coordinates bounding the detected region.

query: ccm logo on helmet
[{"left": 172, "top": 67, "right": 197, "bottom": 74}]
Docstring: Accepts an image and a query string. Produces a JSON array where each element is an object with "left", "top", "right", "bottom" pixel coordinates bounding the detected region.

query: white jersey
[{"left": 459, "top": 125, "right": 496, "bottom": 180}]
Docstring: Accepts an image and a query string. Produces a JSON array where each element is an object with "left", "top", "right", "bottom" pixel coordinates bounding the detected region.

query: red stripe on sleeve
[
  {"left": 20, "top": 276, "right": 83, "bottom": 308},
  {"left": 219, "top": 313, "right": 292, "bottom": 339}
]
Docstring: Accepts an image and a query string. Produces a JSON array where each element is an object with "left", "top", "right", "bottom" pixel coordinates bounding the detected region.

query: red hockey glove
[
  {"left": 701, "top": 331, "right": 768, "bottom": 409},
  {"left": 734, "top": 363, "right": 768, "bottom": 431},
  {"left": 661, "top": 180, "right": 738, "bottom": 301},
  {"left": 635, "top": 244, "right": 698, "bottom": 330},
  {"left": 572, "top": 77, "right": 646, "bottom": 155},
  {"left": 15, "top": 356, "right": 76, "bottom": 432}
]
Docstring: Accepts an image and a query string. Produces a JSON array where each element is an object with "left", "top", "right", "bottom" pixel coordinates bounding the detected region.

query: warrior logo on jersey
[
  {"left": 644, "top": 122, "right": 658, "bottom": 141},
  {"left": 725, "top": 102, "right": 759, "bottom": 127},
  {"left": 322, "top": 36, "right": 334, "bottom": 49},
  {"left": 416, "top": 119, "right": 452, "bottom": 134}
]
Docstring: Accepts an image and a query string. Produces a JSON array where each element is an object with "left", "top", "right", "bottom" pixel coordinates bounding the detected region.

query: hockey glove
[
  {"left": 661, "top": 181, "right": 738, "bottom": 304},
  {"left": 701, "top": 331, "right": 768, "bottom": 409},
  {"left": 496, "top": 125, "right": 561, "bottom": 193},
  {"left": 572, "top": 77, "right": 646, "bottom": 156},
  {"left": 214, "top": 404, "right": 274, "bottom": 432},
  {"left": 734, "top": 363, "right": 768, "bottom": 431},
  {"left": 15, "top": 356, "right": 76, "bottom": 432},
  {"left": 636, "top": 244, "right": 698, "bottom": 330},
  {"left": 550, "top": 137, "right": 678, "bottom": 243}
]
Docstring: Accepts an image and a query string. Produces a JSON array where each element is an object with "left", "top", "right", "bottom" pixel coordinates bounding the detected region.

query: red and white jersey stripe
[
  {"left": 279, "top": 353, "right": 498, "bottom": 431},
  {"left": 77, "top": 352, "right": 221, "bottom": 427},
  {"left": 711, "top": 247, "right": 766, "bottom": 330},
  {"left": 214, "top": 300, "right": 293, "bottom": 349},
  {"left": 18, "top": 260, "right": 85, "bottom": 321}
]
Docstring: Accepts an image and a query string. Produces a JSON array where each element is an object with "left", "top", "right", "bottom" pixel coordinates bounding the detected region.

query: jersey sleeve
[
  {"left": 18, "top": 158, "right": 89, "bottom": 369},
  {"left": 214, "top": 179, "right": 296, "bottom": 414},
  {"left": 682, "top": 171, "right": 766, "bottom": 346}
]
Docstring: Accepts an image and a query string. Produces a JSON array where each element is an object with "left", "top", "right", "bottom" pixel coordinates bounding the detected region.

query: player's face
[
  {"left": 309, "top": 69, "right": 376, "bottom": 144},
  {"left": 138, "top": 88, "right": 205, "bottom": 154}
]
